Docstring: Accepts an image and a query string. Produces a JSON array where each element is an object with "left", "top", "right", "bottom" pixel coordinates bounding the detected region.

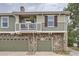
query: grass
[{"left": 71, "top": 47, "right": 79, "bottom": 51}]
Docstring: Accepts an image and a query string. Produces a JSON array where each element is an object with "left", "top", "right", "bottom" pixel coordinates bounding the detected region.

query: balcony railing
[
  {"left": 15, "top": 22, "right": 66, "bottom": 32},
  {"left": 19, "top": 23, "right": 41, "bottom": 31}
]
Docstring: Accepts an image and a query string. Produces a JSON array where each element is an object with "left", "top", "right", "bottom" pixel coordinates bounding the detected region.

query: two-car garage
[
  {"left": 0, "top": 37, "right": 52, "bottom": 51},
  {"left": 0, "top": 33, "right": 64, "bottom": 51}
]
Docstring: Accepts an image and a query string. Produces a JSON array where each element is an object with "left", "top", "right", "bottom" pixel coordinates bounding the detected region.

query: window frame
[
  {"left": 1, "top": 16, "right": 9, "bottom": 28},
  {"left": 47, "top": 15, "right": 54, "bottom": 27}
]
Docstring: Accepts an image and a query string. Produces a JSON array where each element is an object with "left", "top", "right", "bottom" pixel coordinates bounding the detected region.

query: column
[
  {"left": 14, "top": 15, "right": 19, "bottom": 31},
  {"left": 63, "top": 32, "right": 68, "bottom": 51}
]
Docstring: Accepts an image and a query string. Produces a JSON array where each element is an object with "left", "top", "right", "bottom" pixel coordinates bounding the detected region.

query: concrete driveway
[
  {"left": 0, "top": 51, "right": 61, "bottom": 56},
  {"left": 69, "top": 48, "right": 79, "bottom": 56},
  {"left": 0, "top": 48, "right": 79, "bottom": 56}
]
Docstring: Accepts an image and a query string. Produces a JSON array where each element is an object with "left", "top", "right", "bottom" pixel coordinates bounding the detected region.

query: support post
[{"left": 63, "top": 32, "right": 68, "bottom": 51}]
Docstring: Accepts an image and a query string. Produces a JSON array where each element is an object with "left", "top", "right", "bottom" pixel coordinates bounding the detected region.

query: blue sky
[{"left": 0, "top": 3, "right": 68, "bottom": 12}]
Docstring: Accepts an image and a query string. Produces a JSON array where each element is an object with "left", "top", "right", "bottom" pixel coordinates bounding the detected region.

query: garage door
[
  {"left": 37, "top": 38, "right": 52, "bottom": 51},
  {"left": 0, "top": 37, "right": 28, "bottom": 51}
]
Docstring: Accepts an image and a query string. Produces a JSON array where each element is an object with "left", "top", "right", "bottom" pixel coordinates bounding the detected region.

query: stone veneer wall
[{"left": 53, "top": 33, "right": 64, "bottom": 51}]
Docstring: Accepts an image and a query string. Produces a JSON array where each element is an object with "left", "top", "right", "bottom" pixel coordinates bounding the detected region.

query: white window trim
[
  {"left": 48, "top": 25, "right": 54, "bottom": 27},
  {"left": 1, "top": 16, "right": 9, "bottom": 28},
  {"left": 47, "top": 15, "right": 55, "bottom": 27}
]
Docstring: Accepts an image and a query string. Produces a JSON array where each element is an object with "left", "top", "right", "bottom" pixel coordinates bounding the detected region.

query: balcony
[
  {"left": 19, "top": 23, "right": 41, "bottom": 31},
  {"left": 15, "top": 22, "right": 66, "bottom": 32}
]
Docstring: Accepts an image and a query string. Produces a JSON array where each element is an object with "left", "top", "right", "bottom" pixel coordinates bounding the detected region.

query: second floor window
[
  {"left": 48, "top": 16, "right": 54, "bottom": 27},
  {"left": 1, "top": 16, "right": 9, "bottom": 28},
  {"left": 45, "top": 15, "right": 58, "bottom": 27}
]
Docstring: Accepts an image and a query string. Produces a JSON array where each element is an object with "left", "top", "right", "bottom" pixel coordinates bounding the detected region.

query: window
[
  {"left": 1, "top": 16, "right": 9, "bottom": 28},
  {"left": 7, "top": 39, "right": 9, "bottom": 40},
  {"left": 48, "top": 16, "right": 54, "bottom": 27}
]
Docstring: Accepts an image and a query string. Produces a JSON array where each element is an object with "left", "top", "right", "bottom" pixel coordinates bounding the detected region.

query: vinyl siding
[
  {"left": 16, "top": 23, "right": 19, "bottom": 31},
  {"left": 36, "top": 15, "right": 67, "bottom": 31},
  {"left": 36, "top": 15, "right": 45, "bottom": 23},
  {"left": 36, "top": 15, "right": 65, "bottom": 23},
  {"left": 0, "top": 16, "right": 15, "bottom": 31},
  {"left": 42, "top": 22, "right": 66, "bottom": 31}
]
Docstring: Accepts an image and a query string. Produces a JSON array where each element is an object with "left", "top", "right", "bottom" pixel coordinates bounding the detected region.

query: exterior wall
[
  {"left": 15, "top": 23, "right": 19, "bottom": 31},
  {"left": 53, "top": 33, "right": 64, "bottom": 51},
  {"left": 42, "top": 22, "right": 66, "bottom": 31},
  {"left": 0, "top": 16, "right": 15, "bottom": 31},
  {"left": 36, "top": 15, "right": 45, "bottom": 23},
  {"left": 58, "top": 15, "right": 65, "bottom": 22},
  {"left": 36, "top": 15, "right": 65, "bottom": 23},
  {"left": 36, "top": 15, "right": 67, "bottom": 31}
]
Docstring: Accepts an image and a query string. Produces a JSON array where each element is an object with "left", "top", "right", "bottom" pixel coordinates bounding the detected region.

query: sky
[{"left": 0, "top": 3, "right": 68, "bottom": 12}]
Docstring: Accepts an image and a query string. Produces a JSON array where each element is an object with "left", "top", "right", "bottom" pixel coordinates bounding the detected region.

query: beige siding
[
  {"left": 36, "top": 15, "right": 44, "bottom": 23},
  {"left": 36, "top": 15, "right": 67, "bottom": 31},
  {"left": 0, "top": 16, "right": 15, "bottom": 31},
  {"left": 15, "top": 15, "right": 19, "bottom": 23},
  {"left": 36, "top": 15, "right": 65, "bottom": 23},
  {"left": 58, "top": 15, "right": 65, "bottom": 22}
]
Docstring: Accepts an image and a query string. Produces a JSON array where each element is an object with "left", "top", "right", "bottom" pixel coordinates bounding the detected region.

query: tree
[{"left": 64, "top": 3, "right": 79, "bottom": 47}]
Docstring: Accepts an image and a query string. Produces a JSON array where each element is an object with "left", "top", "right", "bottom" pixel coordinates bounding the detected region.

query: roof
[
  {"left": 0, "top": 11, "right": 71, "bottom": 16},
  {"left": 0, "top": 13, "right": 13, "bottom": 15}
]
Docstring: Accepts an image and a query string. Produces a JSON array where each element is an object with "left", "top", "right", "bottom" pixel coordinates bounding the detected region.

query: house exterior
[{"left": 0, "top": 6, "right": 70, "bottom": 52}]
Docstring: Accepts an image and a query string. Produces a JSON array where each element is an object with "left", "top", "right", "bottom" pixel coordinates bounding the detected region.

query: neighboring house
[{"left": 0, "top": 6, "right": 70, "bottom": 52}]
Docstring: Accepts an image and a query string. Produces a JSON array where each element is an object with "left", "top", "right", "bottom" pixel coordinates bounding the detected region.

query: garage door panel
[
  {"left": 37, "top": 40, "right": 52, "bottom": 51},
  {"left": 0, "top": 39, "right": 28, "bottom": 51}
]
